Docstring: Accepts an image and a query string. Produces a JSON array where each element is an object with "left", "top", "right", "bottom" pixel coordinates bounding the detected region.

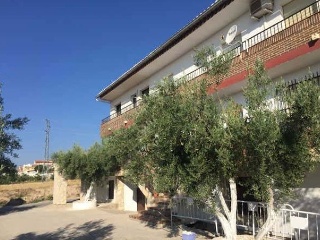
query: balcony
[{"left": 101, "top": 2, "right": 320, "bottom": 137}]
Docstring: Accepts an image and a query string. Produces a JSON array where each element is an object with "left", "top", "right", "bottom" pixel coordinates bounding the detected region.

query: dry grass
[
  {"left": 0, "top": 181, "right": 53, "bottom": 191},
  {"left": 0, "top": 179, "right": 80, "bottom": 205}
]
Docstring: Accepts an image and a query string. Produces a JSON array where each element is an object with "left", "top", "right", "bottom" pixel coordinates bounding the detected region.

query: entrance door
[
  {"left": 108, "top": 180, "right": 114, "bottom": 200},
  {"left": 137, "top": 188, "right": 146, "bottom": 211}
]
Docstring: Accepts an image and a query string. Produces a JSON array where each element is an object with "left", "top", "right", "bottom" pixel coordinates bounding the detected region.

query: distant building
[
  {"left": 17, "top": 160, "right": 53, "bottom": 176},
  {"left": 17, "top": 164, "right": 37, "bottom": 176},
  {"left": 33, "top": 160, "right": 53, "bottom": 167}
]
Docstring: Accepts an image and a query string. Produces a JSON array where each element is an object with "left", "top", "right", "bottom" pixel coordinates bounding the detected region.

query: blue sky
[{"left": 1, "top": 0, "right": 215, "bottom": 166}]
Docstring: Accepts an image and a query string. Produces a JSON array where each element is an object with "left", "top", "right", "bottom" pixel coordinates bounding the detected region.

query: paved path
[{"left": 0, "top": 201, "right": 183, "bottom": 240}]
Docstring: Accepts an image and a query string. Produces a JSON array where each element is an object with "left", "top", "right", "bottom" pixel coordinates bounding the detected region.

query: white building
[{"left": 97, "top": 0, "right": 320, "bottom": 212}]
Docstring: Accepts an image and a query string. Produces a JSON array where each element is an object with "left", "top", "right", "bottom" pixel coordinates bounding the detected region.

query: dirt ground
[{"left": 0, "top": 180, "right": 80, "bottom": 205}]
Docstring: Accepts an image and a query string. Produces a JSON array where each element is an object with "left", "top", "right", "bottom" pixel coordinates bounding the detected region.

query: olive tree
[
  {"left": 0, "top": 84, "right": 29, "bottom": 184},
  {"left": 52, "top": 142, "right": 120, "bottom": 201},
  {"left": 109, "top": 57, "right": 320, "bottom": 239}
]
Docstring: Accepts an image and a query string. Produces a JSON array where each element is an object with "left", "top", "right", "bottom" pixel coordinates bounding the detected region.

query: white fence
[
  {"left": 268, "top": 205, "right": 320, "bottom": 240},
  {"left": 170, "top": 198, "right": 320, "bottom": 239},
  {"left": 170, "top": 197, "right": 219, "bottom": 235}
]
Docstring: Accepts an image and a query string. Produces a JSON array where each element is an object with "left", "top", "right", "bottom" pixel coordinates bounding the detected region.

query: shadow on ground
[
  {"left": 131, "top": 209, "right": 218, "bottom": 239},
  {"left": 130, "top": 209, "right": 181, "bottom": 238},
  {"left": 0, "top": 205, "right": 35, "bottom": 216},
  {"left": 12, "top": 220, "right": 114, "bottom": 240},
  {"left": 0, "top": 200, "right": 53, "bottom": 216}
]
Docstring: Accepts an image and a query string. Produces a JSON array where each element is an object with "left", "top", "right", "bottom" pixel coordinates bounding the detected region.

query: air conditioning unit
[{"left": 250, "top": 0, "right": 273, "bottom": 20}]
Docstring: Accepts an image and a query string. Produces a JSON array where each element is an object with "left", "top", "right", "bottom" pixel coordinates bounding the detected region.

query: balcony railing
[
  {"left": 286, "top": 71, "right": 320, "bottom": 91},
  {"left": 269, "top": 72, "right": 320, "bottom": 113},
  {"left": 101, "top": 2, "right": 319, "bottom": 124},
  {"left": 102, "top": 99, "right": 142, "bottom": 123},
  {"left": 243, "top": 1, "right": 319, "bottom": 50}
]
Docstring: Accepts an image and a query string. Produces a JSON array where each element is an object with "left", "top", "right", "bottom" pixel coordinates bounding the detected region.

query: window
[
  {"left": 116, "top": 103, "right": 121, "bottom": 116},
  {"left": 283, "top": 0, "right": 317, "bottom": 27},
  {"left": 283, "top": 0, "right": 315, "bottom": 18},
  {"left": 141, "top": 87, "right": 149, "bottom": 97},
  {"left": 131, "top": 94, "right": 137, "bottom": 108}
]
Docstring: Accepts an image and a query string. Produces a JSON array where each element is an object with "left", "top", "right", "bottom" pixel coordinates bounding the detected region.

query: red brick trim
[{"left": 207, "top": 39, "right": 320, "bottom": 94}]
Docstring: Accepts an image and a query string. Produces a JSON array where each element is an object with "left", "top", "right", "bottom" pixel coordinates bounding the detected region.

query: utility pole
[
  {"left": 43, "top": 119, "right": 50, "bottom": 180},
  {"left": 45, "top": 119, "right": 50, "bottom": 161}
]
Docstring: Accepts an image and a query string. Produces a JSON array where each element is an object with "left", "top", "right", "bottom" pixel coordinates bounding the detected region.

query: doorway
[
  {"left": 137, "top": 187, "right": 146, "bottom": 211},
  {"left": 108, "top": 180, "right": 114, "bottom": 200}
]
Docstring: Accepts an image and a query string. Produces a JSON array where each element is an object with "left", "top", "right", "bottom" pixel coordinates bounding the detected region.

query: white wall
[
  {"left": 109, "top": 0, "right": 315, "bottom": 114},
  {"left": 289, "top": 164, "right": 320, "bottom": 212},
  {"left": 124, "top": 182, "right": 137, "bottom": 211}
]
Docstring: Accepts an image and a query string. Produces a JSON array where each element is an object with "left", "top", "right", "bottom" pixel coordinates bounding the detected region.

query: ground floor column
[{"left": 53, "top": 164, "right": 67, "bottom": 205}]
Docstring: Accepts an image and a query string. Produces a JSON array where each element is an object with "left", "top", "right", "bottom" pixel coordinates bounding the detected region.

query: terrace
[{"left": 101, "top": 2, "right": 320, "bottom": 137}]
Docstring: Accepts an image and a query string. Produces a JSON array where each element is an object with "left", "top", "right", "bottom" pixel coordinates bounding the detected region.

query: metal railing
[
  {"left": 170, "top": 198, "right": 268, "bottom": 236},
  {"left": 101, "top": 2, "right": 319, "bottom": 124},
  {"left": 102, "top": 99, "right": 142, "bottom": 123},
  {"left": 269, "top": 71, "right": 320, "bottom": 112},
  {"left": 286, "top": 71, "right": 320, "bottom": 92},
  {"left": 243, "top": 1, "right": 320, "bottom": 50},
  {"left": 268, "top": 206, "right": 320, "bottom": 240},
  {"left": 171, "top": 197, "right": 320, "bottom": 239},
  {"left": 170, "top": 196, "right": 219, "bottom": 235},
  {"left": 230, "top": 200, "right": 268, "bottom": 234}
]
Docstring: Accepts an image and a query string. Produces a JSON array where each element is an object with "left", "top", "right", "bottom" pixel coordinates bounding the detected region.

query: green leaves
[
  {"left": 118, "top": 56, "right": 320, "bottom": 205},
  {"left": 54, "top": 48, "right": 320, "bottom": 207},
  {"left": 52, "top": 142, "right": 121, "bottom": 185},
  {"left": 193, "top": 46, "right": 233, "bottom": 82},
  {"left": 0, "top": 83, "right": 29, "bottom": 182}
]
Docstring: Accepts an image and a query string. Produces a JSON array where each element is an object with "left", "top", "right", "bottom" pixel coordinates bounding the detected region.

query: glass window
[
  {"left": 141, "top": 87, "right": 149, "bottom": 97},
  {"left": 283, "top": 0, "right": 316, "bottom": 18},
  {"left": 131, "top": 94, "right": 137, "bottom": 108}
]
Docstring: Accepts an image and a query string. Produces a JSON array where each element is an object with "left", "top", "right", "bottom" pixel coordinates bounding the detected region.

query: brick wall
[
  {"left": 101, "top": 108, "right": 136, "bottom": 137},
  {"left": 229, "top": 12, "right": 319, "bottom": 79}
]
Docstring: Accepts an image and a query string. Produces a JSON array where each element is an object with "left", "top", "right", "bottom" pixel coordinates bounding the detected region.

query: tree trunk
[
  {"left": 80, "top": 179, "right": 88, "bottom": 201},
  {"left": 84, "top": 181, "right": 96, "bottom": 202},
  {"left": 255, "top": 188, "right": 276, "bottom": 240},
  {"left": 229, "top": 178, "right": 238, "bottom": 237},
  {"left": 215, "top": 209, "right": 237, "bottom": 240},
  {"left": 214, "top": 178, "right": 238, "bottom": 240}
]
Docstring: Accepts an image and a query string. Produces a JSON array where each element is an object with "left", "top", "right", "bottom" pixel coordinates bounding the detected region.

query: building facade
[
  {"left": 18, "top": 160, "right": 54, "bottom": 176},
  {"left": 97, "top": 0, "right": 320, "bottom": 211}
]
